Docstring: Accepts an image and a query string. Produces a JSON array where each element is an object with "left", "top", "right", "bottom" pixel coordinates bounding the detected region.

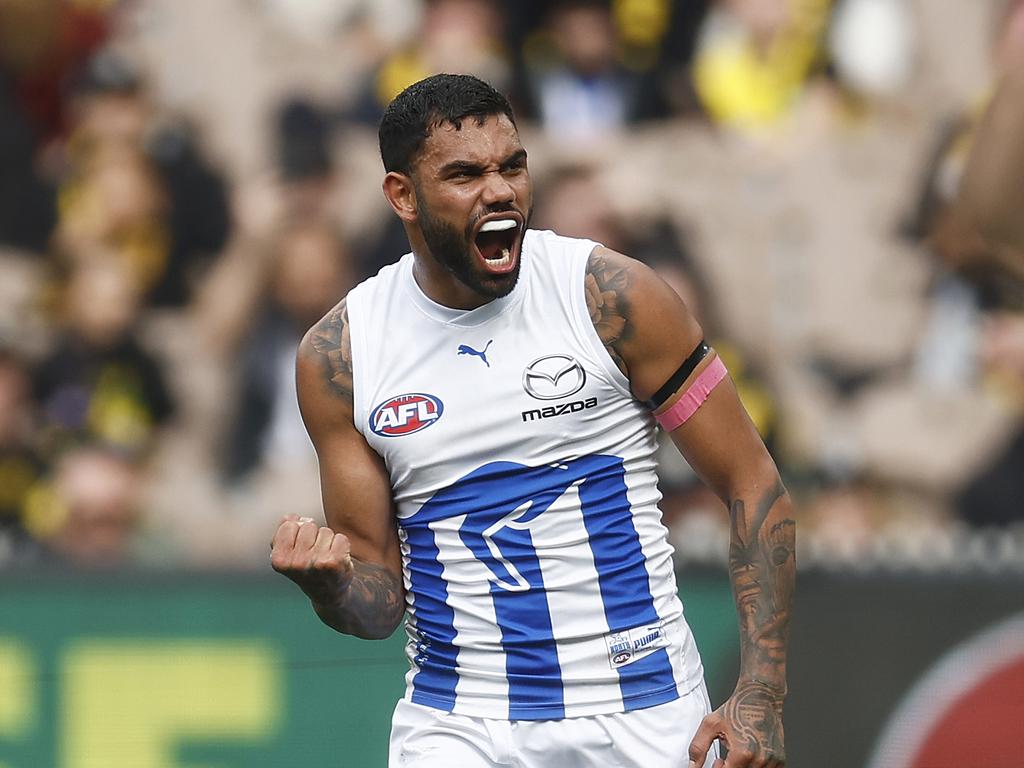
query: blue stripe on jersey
[
  {"left": 482, "top": 540, "right": 563, "bottom": 719},
  {"left": 403, "top": 455, "right": 675, "bottom": 718},
  {"left": 408, "top": 461, "right": 567, "bottom": 718},
  {"left": 402, "top": 522, "right": 460, "bottom": 711},
  {"left": 576, "top": 455, "right": 679, "bottom": 709}
]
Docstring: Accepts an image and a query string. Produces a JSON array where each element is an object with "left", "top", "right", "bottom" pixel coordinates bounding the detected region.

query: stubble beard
[{"left": 416, "top": 196, "right": 526, "bottom": 301}]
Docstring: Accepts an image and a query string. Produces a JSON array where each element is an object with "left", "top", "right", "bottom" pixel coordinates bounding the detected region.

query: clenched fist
[{"left": 271, "top": 514, "right": 354, "bottom": 604}]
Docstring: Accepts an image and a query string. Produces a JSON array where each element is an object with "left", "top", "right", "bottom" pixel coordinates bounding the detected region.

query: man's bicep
[
  {"left": 586, "top": 248, "right": 780, "bottom": 496},
  {"left": 296, "top": 337, "right": 401, "bottom": 574},
  {"left": 313, "top": 427, "right": 401, "bottom": 567}
]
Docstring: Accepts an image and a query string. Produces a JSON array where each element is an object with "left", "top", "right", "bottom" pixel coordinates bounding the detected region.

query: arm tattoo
[
  {"left": 725, "top": 479, "right": 795, "bottom": 759},
  {"left": 309, "top": 299, "right": 354, "bottom": 405},
  {"left": 584, "top": 251, "right": 632, "bottom": 376},
  {"left": 314, "top": 560, "right": 405, "bottom": 640}
]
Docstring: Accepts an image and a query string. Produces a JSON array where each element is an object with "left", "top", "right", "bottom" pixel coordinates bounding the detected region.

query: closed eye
[
  {"left": 500, "top": 150, "right": 528, "bottom": 174},
  {"left": 440, "top": 162, "right": 483, "bottom": 181}
]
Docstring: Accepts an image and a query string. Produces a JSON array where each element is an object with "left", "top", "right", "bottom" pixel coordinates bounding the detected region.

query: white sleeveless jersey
[{"left": 347, "top": 229, "right": 704, "bottom": 720}]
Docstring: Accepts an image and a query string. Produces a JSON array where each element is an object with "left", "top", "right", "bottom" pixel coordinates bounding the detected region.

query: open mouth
[{"left": 473, "top": 214, "right": 522, "bottom": 274}]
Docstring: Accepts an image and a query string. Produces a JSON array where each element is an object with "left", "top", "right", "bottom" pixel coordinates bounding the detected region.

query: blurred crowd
[{"left": 1, "top": 0, "right": 1023, "bottom": 571}]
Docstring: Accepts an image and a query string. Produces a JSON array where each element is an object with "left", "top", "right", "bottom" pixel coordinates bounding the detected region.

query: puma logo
[{"left": 457, "top": 340, "right": 493, "bottom": 367}]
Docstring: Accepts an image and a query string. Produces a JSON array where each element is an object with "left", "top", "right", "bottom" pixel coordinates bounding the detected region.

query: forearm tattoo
[
  {"left": 726, "top": 479, "right": 795, "bottom": 756},
  {"left": 309, "top": 298, "right": 354, "bottom": 405},
  {"left": 584, "top": 251, "right": 632, "bottom": 376},
  {"left": 315, "top": 560, "right": 405, "bottom": 640}
]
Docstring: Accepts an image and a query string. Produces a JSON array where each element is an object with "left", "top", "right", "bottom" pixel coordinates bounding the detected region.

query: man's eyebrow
[
  {"left": 438, "top": 159, "right": 484, "bottom": 176},
  {"left": 501, "top": 149, "right": 528, "bottom": 168},
  {"left": 438, "top": 149, "right": 528, "bottom": 177}
]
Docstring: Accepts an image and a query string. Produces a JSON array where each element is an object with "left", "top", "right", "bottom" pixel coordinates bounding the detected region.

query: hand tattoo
[
  {"left": 722, "top": 680, "right": 786, "bottom": 759},
  {"left": 585, "top": 250, "right": 632, "bottom": 376},
  {"left": 308, "top": 298, "right": 354, "bottom": 405}
]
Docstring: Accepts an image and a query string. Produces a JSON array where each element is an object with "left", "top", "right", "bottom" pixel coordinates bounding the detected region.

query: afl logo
[
  {"left": 370, "top": 393, "right": 444, "bottom": 437},
  {"left": 523, "top": 354, "right": 586, "bottom": 400}
]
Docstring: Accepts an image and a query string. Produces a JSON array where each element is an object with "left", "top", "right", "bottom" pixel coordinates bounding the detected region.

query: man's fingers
[
  {"left": 329, "top": 531, "right": 352, "bottom": 561},
  {"left": 271, "top": 515, "right": 316, "bottom": 553},
  {"left": 712, "top": 759, "right": 725, "bottom": 768},
  {"left": 688, "top": 713, "right": 721, "bottom": 768},
  {"left": 271, "top": 519, "right": 301, "bottom": 555},
  {"left": 313, "top": 529, "right": 353, "bottom": 582},
  {"left": 294, "top": 519, "right": 319, "bottom": 553},
  {"left": 312, "top": 526, "right": 336, "bottom": 558}
]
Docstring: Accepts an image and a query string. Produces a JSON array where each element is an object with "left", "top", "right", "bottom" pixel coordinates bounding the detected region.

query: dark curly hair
[{"left": 378, "top": 73, "right": 516, "bottom": 175}]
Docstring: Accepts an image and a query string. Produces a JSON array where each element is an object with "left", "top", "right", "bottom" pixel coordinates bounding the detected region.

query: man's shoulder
[
  {"left": 524, "top": 229, "right": 601, "bottom": 275},
  {"left": 525, "top": 228, "right": 599, "bottom": 251},
  {"left": 340, "top": 253, "right": 412, "bottom": 322},
  {"left": 355, "top": 252, "right": 412, "bottom": 293}
]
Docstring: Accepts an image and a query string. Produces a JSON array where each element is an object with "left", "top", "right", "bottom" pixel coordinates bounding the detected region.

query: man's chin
[{"left": 474, "top": 264, "right": 521, "bottom": 299}]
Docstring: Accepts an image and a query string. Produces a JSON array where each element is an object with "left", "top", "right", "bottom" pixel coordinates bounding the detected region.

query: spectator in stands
[
  {"left": 224, "top": 220, "right": 352, "bottom": 482},
  {"left": 275, "top": 99, "right": 336, "bottom": 221},
  {"left": 901, "top": 0, "right": 1024, "bottom": 527},
  {"left": 55, "top": 51, "right": 230, "bottom": 307},
  {"left": 692, "top": 0, "right": 830, "bottom": 131},
  {"left": 350, "top": 0, "right": 512, "bottom": 124},
  {"left": 0, "top": 75, "right": 56, "bottom": 254},
  {"left": 518, "top": 0, "right": 668, "bottom": 143},
  {"left": 0, "top": 0, "right": 113, "bottom": 253},
  {"left": 960, "top": 0, "right": 1024, "bottom": 253},
  {"left": 26, "top": 445, "right": 143, "bottom": 569},
  {"left": 0, "top": 350, "right": 47, "bottom": 560},
  {"left": 33, "top": 258, "right": 174, "bottom": 459}
]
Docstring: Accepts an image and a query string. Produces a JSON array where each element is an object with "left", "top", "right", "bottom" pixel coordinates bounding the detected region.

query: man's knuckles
[
  {"left": 727, "top": 748, "right": 755, "bottom": 766},
  {"left": 271, "top": 523, "right": 351, "bottom": 579}
]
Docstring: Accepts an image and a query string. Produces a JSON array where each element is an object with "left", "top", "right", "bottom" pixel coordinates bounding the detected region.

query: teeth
[
  {"left": 485, "top": 247, "right": 512, "bottom": 268},
  {"left": 480, "top": 219, "right": 517, "bottom": 233}
]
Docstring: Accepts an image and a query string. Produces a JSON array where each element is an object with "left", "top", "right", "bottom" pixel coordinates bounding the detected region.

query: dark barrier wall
[
  {"left": 0, "top": 571, "right": 735, "bottom": 767},
  {"left": 788, "top": 574, "right": 1024, "bottom": 768},
  {"left": 1, "top": 570, "right": 1021, "bottom": 767}
]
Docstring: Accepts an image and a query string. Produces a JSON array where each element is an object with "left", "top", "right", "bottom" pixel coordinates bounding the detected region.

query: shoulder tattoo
[
  {"left": 309, "top": 298, "right": 354, "bottom": 404},
  {"left": 584, "top": 250, "right": 632, "bottom": 376}
]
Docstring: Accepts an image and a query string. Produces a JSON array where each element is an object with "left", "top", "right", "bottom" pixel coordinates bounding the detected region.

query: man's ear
[{"left": 383, "top": 171, "right": 418, "bottom": 223}]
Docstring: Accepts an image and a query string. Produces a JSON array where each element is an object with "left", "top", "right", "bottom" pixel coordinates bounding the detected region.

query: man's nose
[{"left": 481, "top": 171, "right": 516, "bottom": 205}]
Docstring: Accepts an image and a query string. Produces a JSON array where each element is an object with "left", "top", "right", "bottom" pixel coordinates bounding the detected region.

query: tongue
[{"left": 476, "top": 231, "right": 506, "bottom": 261}]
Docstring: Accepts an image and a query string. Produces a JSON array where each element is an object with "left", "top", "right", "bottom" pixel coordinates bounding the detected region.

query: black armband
[{"left": 645, "top": 340, "right": 711, "bottom": 410}]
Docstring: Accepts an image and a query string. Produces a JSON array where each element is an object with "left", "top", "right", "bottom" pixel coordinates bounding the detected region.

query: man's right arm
[
  {"left": 961, "top": 45, "right": 1024, "bottom": 250},
  {"left": 270, "top": 298, "right": 406, "bottom": 640}
]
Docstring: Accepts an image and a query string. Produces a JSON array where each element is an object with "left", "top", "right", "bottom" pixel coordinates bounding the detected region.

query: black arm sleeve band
[{"left": 645, "top": 340, "right": 711, "bottom": 410}]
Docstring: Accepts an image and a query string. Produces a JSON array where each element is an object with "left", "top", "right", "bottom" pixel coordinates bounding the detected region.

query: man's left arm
[
  {"left": 960, "top": 43, "right": 1024, "bottom": 251},
  {"left": 587, "top": 247, "right": 795, "bottom": 768}
]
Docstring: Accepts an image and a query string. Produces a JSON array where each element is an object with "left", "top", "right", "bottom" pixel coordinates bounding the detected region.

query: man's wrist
[
  {"left": 735, "top": 674, "right": 788, "bottom": 698},
  {"left": 306, "top": 573, "right": 353, "bottom": 614}
]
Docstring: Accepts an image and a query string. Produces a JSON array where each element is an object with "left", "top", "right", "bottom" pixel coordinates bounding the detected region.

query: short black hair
[{"left": 378, "top": 73, "right": 516, "bottom": 174}]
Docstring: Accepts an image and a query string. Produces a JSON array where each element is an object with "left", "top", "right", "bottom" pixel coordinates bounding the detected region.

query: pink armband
[{"left": 654, "top": 356, "right": 727, "bottom": 432}]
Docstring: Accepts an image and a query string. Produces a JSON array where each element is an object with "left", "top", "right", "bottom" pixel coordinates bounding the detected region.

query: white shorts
[{"left": 388, "top": 683, "right": 720, "bottom": 768}]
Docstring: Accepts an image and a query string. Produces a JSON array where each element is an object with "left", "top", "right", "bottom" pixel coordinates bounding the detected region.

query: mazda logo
[{"left": 522, "top": 354, "right": 586, "bottom": 400}]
